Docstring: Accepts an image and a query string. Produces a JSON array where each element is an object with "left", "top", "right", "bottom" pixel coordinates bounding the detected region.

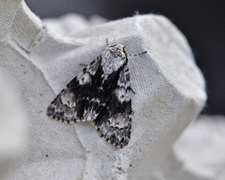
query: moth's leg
[
  {"left": 79, "top": 63, "right": 88, "bottom": 67},
  {"left": 106, "top": 38, "right": 109, "bottom": 46},
  {"left": 132, "top": 109, "right": 135, "bottom": 115},
  {"left": 130, "top": 87, "right": 136, "bottom": 94}
]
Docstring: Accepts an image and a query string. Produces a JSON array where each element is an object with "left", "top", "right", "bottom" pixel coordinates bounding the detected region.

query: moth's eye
[{"left": 114, "top": 54, "right": 118, "bottom": 58}]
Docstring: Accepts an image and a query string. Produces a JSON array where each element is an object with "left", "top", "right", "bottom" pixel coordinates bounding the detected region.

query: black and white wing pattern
[
  {"left": 47, "top": 43, "right": 135, "bottom": 148},
  {"left": 93, "top": 66, "right": 132, "bottom": 148},
  {"left": 47, "top": 56, "right": 102, "bottom": 124}
]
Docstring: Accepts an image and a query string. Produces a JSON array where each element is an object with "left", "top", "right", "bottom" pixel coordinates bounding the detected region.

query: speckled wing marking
[
  {"left": 93, "top": 66, "right": 132, "bottom": 148},
  {"left": 47, "top": 56, "right": 102, "bottom": 124}
]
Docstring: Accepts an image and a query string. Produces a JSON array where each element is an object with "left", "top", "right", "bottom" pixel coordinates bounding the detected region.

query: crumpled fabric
[{"left": 0, "top": 0, "right": 206, "bottom": 179}]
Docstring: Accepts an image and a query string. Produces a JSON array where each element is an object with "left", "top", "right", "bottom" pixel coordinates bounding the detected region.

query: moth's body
[{"left": 47, "top": 42, "right": 139, "bottom": 148}]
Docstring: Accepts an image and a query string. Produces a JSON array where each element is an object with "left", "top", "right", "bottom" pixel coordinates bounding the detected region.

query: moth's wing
[
  {"left": 82, "top": 68, "right": 120, "bottom": 122},
  {"left": 47, "top": 56, "right": 102, "bottom": 124},
  {"left": 93, "top": 65, "right": 132, "bottom": 148}
]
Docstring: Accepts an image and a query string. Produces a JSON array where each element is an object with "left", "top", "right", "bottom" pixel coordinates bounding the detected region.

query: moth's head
[{"left": 101, "top": 44, "right": 127, "bottom": 75}]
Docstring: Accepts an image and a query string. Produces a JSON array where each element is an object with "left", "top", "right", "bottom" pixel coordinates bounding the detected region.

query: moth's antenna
[
  {"left": 128, "top": 51, "right": 147, "bottom": 58},
  {"left": 132, "top": 51, "right": 147, "bottom": 56}
]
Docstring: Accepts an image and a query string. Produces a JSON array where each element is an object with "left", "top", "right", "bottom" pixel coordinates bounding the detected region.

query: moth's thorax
[{"left": 101, "top": 44, "right": 127, "bottom": 77}]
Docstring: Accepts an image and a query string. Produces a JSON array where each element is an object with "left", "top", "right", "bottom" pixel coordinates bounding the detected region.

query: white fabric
[
  {"left": 0, "top": 0, "right": 207, "bottom": 179},
  {"left": 0, "top": 70, "right": 27, "bottom": 179}
]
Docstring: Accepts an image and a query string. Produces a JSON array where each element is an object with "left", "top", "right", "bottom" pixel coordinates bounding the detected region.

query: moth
[{"left": 47, "top": 40, "right": 147, "bottom": 148}]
